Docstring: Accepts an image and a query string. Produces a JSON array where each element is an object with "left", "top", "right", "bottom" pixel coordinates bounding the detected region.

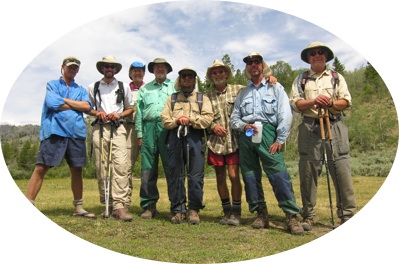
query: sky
[
  {"left": 0, "top": 0, "right": 368, "bottom": 126},
  {"left": 1, "top": 1, "right": 398, "bottom": 264}
]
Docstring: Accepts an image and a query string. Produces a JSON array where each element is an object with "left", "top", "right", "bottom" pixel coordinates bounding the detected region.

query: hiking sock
[{"left": 73, "top": 199, "right": 86, "bottom": 214}]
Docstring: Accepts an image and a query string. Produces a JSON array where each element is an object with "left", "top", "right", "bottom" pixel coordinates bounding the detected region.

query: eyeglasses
[
  {"left": 246, "top": 59, "right": 261, "bottom": 66},
  {"left": 180, "top": 73, "right": 195, "bottom": 79},
  {"left": 212, "top": 69, "right": 225, "bottom": 75},
  {"left": 309, "top": 50, "right": 326, "bottom": 57},
  {"left": 104, "top": 64, "right": 116, "bottom": 69}
]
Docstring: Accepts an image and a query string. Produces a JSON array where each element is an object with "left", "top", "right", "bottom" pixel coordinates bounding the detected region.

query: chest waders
[
  {"left": 319, "top": 108, "right": 343, "bottom": 229},
  {"left": 177, "top": 125, "right": 189, "bottom": 221}
]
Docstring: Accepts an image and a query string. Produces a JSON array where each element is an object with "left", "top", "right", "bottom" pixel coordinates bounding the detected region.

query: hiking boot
[
  {"left": 227, "top": 204, "right": 241, "bottom": 226},
  {"left": 301, "top": 218, "right": 314, "bottom": 231},
  {"left": 251, "top": 208, "right": 269, "bottom": 229},
  {"left": 220, "top": 204, "right": 231, "bottom": 225},
  {"left": 141, "top": 204, "right": 159, "bottom": 219},
  {"left": 340, "top": 216, "right": 351, "bottom": 225},
  {"left": 188, "top": 210, "right": 200, "bottom": 225},
  {"left": 286, "top": 214, "right": 304, "bottom": 235},
  {"left": 113, "top": 208, "right": 133, "bottom": 222},
  {"left": 170, "top": 212, "right": 185, "bottom": 224}
]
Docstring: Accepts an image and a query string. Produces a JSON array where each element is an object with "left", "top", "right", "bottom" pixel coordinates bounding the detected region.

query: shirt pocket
[
  {"left": 239, "top": 98, "right": 253, "bottom": 116},
  {"left": 261, "top": 95, "right": 277, "bottom": 114},
  {"left": 226, "top": 97, "right": 235, "bottom": 117}
]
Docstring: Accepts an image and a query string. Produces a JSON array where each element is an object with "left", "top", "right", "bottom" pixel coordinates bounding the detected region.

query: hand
[
  {"left": 245, "top": 124, "right": 259, "bottom": 134},
  {"left": 214, "top": 125, "right": 227, "bottom": 137},
  {"left": 269, "top": 142, "right": 282, "bottom": 155},
  {"left": 314, "top": 95, "right": 331, "bottom": 108},
  {"left": 137, "top": 138, "right": 142, "bottom": 150},
  {"left": 266, "top": 75, "right": 277, "bottom": 85},
  {"left": 176, "top": 116, "right": 190, "bottom": 126}
]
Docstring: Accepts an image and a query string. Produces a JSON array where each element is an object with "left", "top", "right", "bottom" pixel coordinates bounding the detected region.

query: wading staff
[
  {"left": 177, "top": 125, "right": 188, "bottom": 222},
  {"left": 319, "top": 108, "right": 335, "bottom": 228},
  {"left": 324, "top": 108, "right": 344, "bottom": 222},
  {"left": 103, "top": 123, "right": 114, "bottom": 218}
]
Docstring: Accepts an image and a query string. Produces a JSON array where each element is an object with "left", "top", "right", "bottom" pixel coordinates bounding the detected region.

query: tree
[
  {"left": 333, "top": 57, "right": 346, "bottom": 75},
  {"left": 269, "top": 60, "right": 294, "bottom": 93},
  {"left": 18, "top": 140, "right": 32, "bottom": 170}
]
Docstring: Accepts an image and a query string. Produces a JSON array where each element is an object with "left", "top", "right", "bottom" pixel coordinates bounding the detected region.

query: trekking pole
[
  {"left": 177, "top": 125, "right": 188, "bottom": 221},
  {"left": 104, "top": 123, "right": 114, "bottom": 218},
  {"left": 318, "top": 108, "right": 335, "bottom": 228},
  {"left": 324, "top": 108, "right": 344, "bottom": 222}
]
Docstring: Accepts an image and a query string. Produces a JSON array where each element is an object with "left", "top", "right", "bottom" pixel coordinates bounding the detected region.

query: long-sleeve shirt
[
  {"left": 230, "top": 80, "right": 292, "bottom": 145},
  {"left": 39, "top": 77, "right": 92, "bottom": 141},
  {"left": 135, "top": 78, "right": 175, "bottom": 138},
  {"left": 161, "top": 90, "right": 213, "bottom": 130},
  {"left": 289, "top": 68, "right": 352, "bottom": 118},
  {"left": 206, "top": 84, "right": 244, "bottom": 155}
]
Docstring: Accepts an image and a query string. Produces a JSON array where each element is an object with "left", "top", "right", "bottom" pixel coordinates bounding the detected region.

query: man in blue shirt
[
  {"left": 26, "top": 56, "right": 95, "bottom": 219},
  {"left": 230, "top": 52, "right": 303, "bottom": 235}
]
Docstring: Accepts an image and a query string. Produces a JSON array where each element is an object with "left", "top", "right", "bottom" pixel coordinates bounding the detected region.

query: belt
[{"left": 303, "top": 115, "right": 342, "bottom": 125}]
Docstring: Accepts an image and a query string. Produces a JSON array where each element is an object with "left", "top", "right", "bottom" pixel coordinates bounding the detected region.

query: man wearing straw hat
[
  {"left": 135, "top": 58, "right": 175, "bottom": 219},
  {"left": 289, "top": 42, "right": 356, "bottom": 230},
  {"left": 87, "top": 55, "right": 133, "bottom": 221}
]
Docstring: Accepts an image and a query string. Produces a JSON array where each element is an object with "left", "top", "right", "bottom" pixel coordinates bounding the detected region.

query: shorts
[
  {"left": 207, "top": 149, "right": 239, "bottom": 166},
  {"left": 36, "top": 135, "right": 86, "bottom": 167}
]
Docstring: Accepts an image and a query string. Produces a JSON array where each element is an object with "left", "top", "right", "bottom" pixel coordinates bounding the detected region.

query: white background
[{"left": 1, "top": 1, "right": 397, "bottom": 263}]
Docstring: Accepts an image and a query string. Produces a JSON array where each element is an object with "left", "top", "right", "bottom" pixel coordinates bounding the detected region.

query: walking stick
[
  {"left": 324, "top": 108, "right": 344, "bottom": 222},
  {"left": 177, "top": 125, "right": 188, "bottom": 221},
  {"left": 103, "top": 123, "right": 114, "bottom": 218},
  {"left": 318, "top": 108, "right": 335, "bottom": 228}
]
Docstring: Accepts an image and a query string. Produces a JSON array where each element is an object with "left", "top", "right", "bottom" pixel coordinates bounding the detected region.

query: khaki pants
[
  {"left": 93, "top": 123, "right": 130, "bottom": 210},
  {"left": 125, "top": 122, "right": 140, "bottom": 208}
]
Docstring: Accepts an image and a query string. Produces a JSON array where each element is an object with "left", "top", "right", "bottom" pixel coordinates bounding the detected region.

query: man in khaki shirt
[
  {"left": 161, "top": 67, "right": 213, "bottom": 225},
  {"left": 290, "top": 41, "right": 356, "bottom": 230}
]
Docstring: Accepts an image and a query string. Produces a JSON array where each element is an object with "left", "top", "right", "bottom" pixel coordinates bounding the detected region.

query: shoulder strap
[
  {"left": 300, "top": 71, "right": 310, "bottom": 91},
  {"left": 116, "top": 81, "right": 125, "bottom": 104},
  {"left": 171, "top": 92, "right": 203, "bottom": 114},
  {"left": 330, "top": 70, "right": 339, "bottom": 91},
  {"left": 93, "top": 81, "right": 101, "bottom": 110},
  {"left": 196, "top": 92, "right": 203, "bottom": 114}
]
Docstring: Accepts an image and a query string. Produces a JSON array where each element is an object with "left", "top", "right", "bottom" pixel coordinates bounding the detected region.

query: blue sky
[
  {"left": 1, "top": 1, "right": 367, "bottom": 126},
  {"left": 1, "top": 1, "right": 398, "bottom": 264}
]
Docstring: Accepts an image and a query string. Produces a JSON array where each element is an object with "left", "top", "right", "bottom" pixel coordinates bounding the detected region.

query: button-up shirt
[{"left": 230, "top": 80, "right": 292, "bottom": 145}]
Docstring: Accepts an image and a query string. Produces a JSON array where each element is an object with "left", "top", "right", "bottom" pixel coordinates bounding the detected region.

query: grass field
[{"left": 15, "top": 175, "right": 385, "bottom": 263}]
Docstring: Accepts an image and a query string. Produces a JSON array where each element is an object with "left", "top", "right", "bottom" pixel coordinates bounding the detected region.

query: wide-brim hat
[
  {"left": 206, "top": 59, "right": 232, "bottom": 81},
  {"left": 148, "top": 58, "right": 173, "bottom": 74},
  {"left": 300, "top": 41, "right": 334, "bottom": 64},
  {"left": 96, "top": 55, "right": 122, "bottom": 74},
  {"left": 174, "top": 67, "right": 197, "bottom": 91},
  {"left": 63, "top": 56, "right": 80, "bottom": 67},
  {"left": 243, "top": 52, "right": 272, "bottom": 79},
  {"left": 128, "top": 61, "right": 146, "bottom": 80}
]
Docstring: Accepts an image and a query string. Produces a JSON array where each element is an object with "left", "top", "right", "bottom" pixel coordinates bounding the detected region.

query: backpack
[
  {"left": 297, "top": 70, "right": 339, "bottom": 98},
  {"left": 171, "top": 92, "right": 203, "bottom": 114},
  {"left": 93, "top": 81, "right": 124, "bottom": 110}
]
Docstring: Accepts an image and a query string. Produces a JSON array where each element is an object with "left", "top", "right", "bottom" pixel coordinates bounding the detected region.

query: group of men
[{"left": 25, "top": 41, "right": 356, "bottom": 235}]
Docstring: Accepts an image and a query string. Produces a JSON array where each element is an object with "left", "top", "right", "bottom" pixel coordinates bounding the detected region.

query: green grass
[{"left": 15, "top": 175, "right": 385, "bottom": 263}]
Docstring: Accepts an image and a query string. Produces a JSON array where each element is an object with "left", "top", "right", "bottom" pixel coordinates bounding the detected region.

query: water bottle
[{"left": 251, "top": 121, "right": 263, "bottom": 143}]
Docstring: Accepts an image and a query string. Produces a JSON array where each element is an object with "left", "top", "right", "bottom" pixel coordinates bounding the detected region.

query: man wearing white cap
[
  {"left": 290, "top": 42, "right": 356, "bottom": 230},
  {"left": 87, "top": 55, "right": 133, "bottom": 221}
]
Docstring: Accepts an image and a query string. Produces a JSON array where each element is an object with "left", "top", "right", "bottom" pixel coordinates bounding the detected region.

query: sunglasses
[
  {"left": 212, "top": 69, "right": 225, "bottom": 75},
  {"left": 180, "top": 73, "right": 195, "bottom": 79},
  {"left": 104, "top": 64, "right": 116, "bottom": 69},
  {"left": 309, "top": 50, "right": 326, "bottom": 56},
  {"left": 246, "top": 59, "right": 261, "bottom": 66}
]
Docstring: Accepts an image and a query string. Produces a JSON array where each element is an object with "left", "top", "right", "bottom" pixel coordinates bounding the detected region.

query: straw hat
[
  {"left": 148, "top": 58, "right": 173, "bottom": 74},
  {"left": 96, "top": 55, "right": 122, "bottom": 74},
  {"left": 300, "top": 41, "right": 334, "bottom": 64},
  {"left": 242, "top": 52, "right": 272, "bottom": 79},
  {"left": 206, "top": 59, "right": 232, "bottom": 81},
  {"left": 174, "top": 67, "right": 197, "bottom": 91}
]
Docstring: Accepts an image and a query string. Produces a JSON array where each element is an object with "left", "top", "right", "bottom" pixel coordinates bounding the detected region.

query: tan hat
[
  {"left": 206, "top": 59, "right": 232, "bottom": 81},
  {"left": 174, "top": 67, "right": 197, "bottom": 91},
  {"left": 63, "top": 56, "right": 80, "bottom": 67},
  {"left": 300, "top": 41, "right": 334, "bottom": 64},
  {"left": 243, "top": 52, "right": 272, "bottom": 79},
  {"left": 148, "top": 58, "right": 173, "bottom": 74},
  {"left": 96, "top": 55, "right": 122, "bottom": 74}
]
